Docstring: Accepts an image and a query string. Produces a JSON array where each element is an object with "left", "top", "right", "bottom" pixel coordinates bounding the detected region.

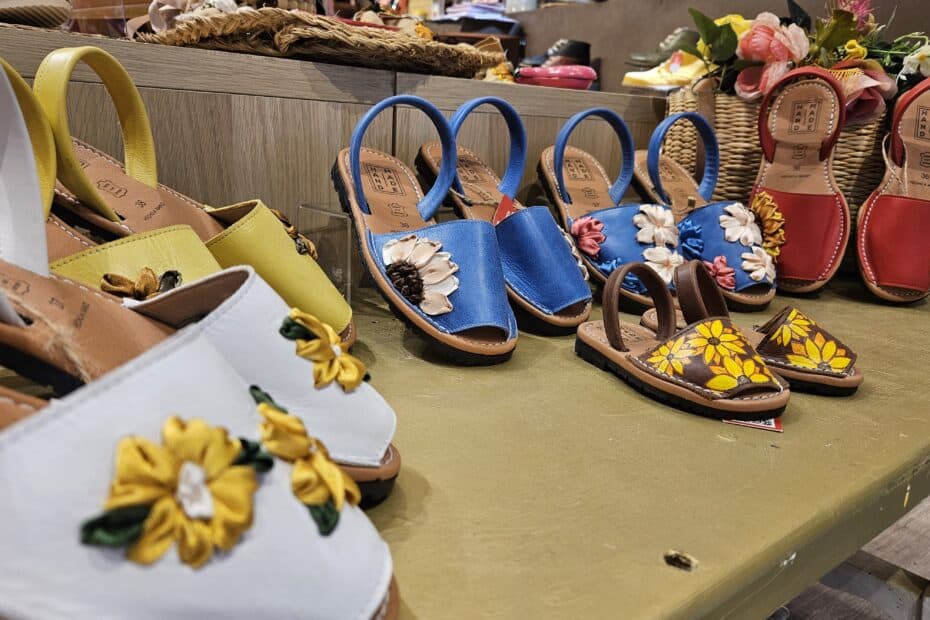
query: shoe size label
[
  {"left": 789, "top": 99, "right": 821, "bottom": 134},
  {"left": 364, "top": 164, "right": 406, "bottom": 196},
  {"left": 915, "top": 107, "right": 930, "bottom": 142}
]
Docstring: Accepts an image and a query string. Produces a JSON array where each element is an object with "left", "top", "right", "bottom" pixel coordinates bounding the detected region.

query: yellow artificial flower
[
  {"left": 105, "top": 417, "right": 257, "bottom": 569},
  {"left": 685, "top": 320, "right": 747, "bottom": 364},
  {"left": 288, "top": 309, "right": 366, "bottom": 392},
  {"left": 749, "top": 191, "right": 786, "bottom": 259},
  {"left": 257, "top": 402, "right": 313, "bottom": 461},
  {"left": 646, "top": 336, "right": 694, "bottom": 376},
  {"left": 786, "top": 332, "right": 852, "bottom": 373},
  {"left": 771, "top": 309, "right": 813, "bottom": 347},
  {"left": 706, "top": 355, "right": 775, "bottom": 393},
  {"left": 844, "top": 39, "right": 868, "bottom": 60},
  {"left": 697, "top": 14, "right": 752, "bottom": 57}
]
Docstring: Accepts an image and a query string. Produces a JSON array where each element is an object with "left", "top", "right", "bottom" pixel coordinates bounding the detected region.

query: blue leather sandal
[
  {"left": 633, "top": 112, "right": 776, "bottom": 312},
  {"left": 332, "top": 95, "right": 517, "bottom": 365},
  {"left": 537, "top": 108, "right": 682, "bottom": 308},
  {"left": 415, "top": 96, "right": 592, "bottom": 335}
]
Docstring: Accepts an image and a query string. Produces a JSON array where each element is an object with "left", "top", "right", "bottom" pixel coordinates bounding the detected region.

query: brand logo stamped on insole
[
  {"left": 789, "top": 99, "right": 821, "bottom": 134},
  {"left": 96, "top": 179, "right": 128, "bottom": 198},
  {"left": 457, "top": 160, "right": 484, "bottom": 183},
  {"left": 364, "top": 164, "right": 406, "bottom": 195},
  {"left": 920, "top": 153, "right": 930, "bottom": 168},
  {"left": 792, "top": 145, "right": 807, "bottom": 159},
  {"left": 915, "top": 107, "right": 930, "bottom": 142},
  {"left": 566, "top": 159, "right": 593, "bottom": 181}
]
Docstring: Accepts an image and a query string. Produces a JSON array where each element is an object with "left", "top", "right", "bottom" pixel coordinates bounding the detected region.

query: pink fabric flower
[
  {"left": 734, "top": 62, "right": 791, "bottom": 102},
  {"left": 830, "top": 59, "right": 898, "bottom": 125},
  {"left": 570, "top": 216, "right": 606, "bottom": 257},
  {"left": 832, "top": 0, "right": 875, "bottom": 34},
  {"left": 703, "top": 256, "right": 736, "bottom": 290},
  {"left": 735, "top": 12, "right": 810, "bottom": 102}
]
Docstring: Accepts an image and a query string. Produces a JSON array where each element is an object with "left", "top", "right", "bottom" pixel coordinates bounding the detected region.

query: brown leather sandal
[
  {"left": 641, "top": 261, "right": 864, "bottom": 396},
  {"left": 576, "top": 262, "right": 789, "bottom": 420}
]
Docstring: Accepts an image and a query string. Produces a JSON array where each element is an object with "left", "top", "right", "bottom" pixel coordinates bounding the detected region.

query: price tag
[{"left": 722, "top": 417, "right": 783, "bottom": 433}]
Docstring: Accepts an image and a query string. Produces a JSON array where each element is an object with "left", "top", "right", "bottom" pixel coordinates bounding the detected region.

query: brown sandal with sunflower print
[
  {"left": 641, "top": 261, "right": 863, "bottom": 396},
  {"left": 575, "top": 262, "right": 789, "bottom": 420}
]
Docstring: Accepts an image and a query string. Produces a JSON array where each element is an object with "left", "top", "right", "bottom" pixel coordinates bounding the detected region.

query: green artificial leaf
[
  {"left": 308, "top": 500, "right": 340, "bottom": 536},
  {"left": 279, "top": 316, "right": 318, "bottom": 342},
  {"left": 689, "top": 8, "right": 721, "bottom": 50},
  {"left": 711, "top": 24, "right": 738, "bottom": 62},
  {"left": 678, "top": 42, "right": 704, "bottom": 60},
  {"left": 234, "top": 438, "right": 275, "bottom": 473},
  {"left": 80, "top": 504, "right": 152, "bottom": 547},
  {"left": 814, "top": 10, "right": 860, "bottom": 53},
  {"left": 787, "top": 0, "right": 812, "bottom": 31},
  {"left": 249, "top": 385, "right": 289, "bottom": 411}
]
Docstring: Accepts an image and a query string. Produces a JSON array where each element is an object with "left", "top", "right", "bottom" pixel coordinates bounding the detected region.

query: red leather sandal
[
  {"left": 749, "top": 67, "right": 849, "bottom": 293},
  {"left": 857, "top": 76, "right": 930, "bottom": 303}
]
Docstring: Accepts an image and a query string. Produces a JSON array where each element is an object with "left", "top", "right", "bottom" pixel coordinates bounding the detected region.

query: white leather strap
[{"left": 0, "top": 289, "right": 26, "bottom": 327}]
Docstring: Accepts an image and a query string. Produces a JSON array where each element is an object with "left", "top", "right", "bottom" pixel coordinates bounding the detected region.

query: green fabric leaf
[
  {"left": 307, "top": 500, "right": 340, "bottom": 536},
  {"left": 711, "top": 25, "right": 738, "bottom": 63},
  {"left": 678, "top": 43, "right": 705, "bottom": 61},
  {"left": 249, "top": 385, "right": 289, "bottom": 412},
  {"left": 689, "top": 8, "right": 720, "bottom": 50},
  {"left": 234, "top": 438, "right": 275, "bottom": 473},
  {"left": 279, "top": 316, "right": 318, "bottom": 342},
  {"left": 815, "top": 10, "right": 859, "bottom": 53},
  {"left": 80, "top": 504, "right": 152, "bottom": 547}
]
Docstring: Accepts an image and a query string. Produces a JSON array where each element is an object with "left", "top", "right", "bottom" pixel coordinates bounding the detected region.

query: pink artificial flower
[
  {"left": 734, "top": 62, "right": 792, "bottom": 102},
  {"left": 831, "top": 0, "right": 875, "bottom": 34},
  {"left": 829, "top": 59, "right": 898, "bottom": 125},
  {"left": 570, "top": 216, "right": 606, "bottom": 257},
  {"left": 735, "top": 12, "right": 810, "bottom": 102},
  {"left": 703, "top": 256, "right": 737, "bottom": 290}
]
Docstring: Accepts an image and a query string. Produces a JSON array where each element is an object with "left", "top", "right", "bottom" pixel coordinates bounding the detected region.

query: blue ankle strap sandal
[
  {"left": 332, "top": 95, "right": 517, "bottom": 365},
  {"left": 416, "top": 96, "right": 592, "bottom": 334},
  {"left": 537, "top": 107, "right": 680, "bottom": 308},
  {"left": 636, "top": 112, "right": 776, "bottom": 312}
]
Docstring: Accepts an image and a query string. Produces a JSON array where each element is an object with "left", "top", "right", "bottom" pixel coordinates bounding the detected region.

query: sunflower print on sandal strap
[{"left": 755, "top": 308, "right": 857, "bottom": 377}]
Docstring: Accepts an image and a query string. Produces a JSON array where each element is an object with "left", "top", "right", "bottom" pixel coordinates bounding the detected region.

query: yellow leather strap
[
  {"left": 33, "top": 46, "right": 158, "bottom": 222},
  {"left": 0, "top": 59, "right": 56, "bottom": 217}
]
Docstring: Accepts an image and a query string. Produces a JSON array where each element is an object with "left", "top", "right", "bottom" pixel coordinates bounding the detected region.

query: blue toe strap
[
  {"left": 496, "top": 206, "right": 592, "bottom": 315},
  {"left": 678, "top": 202, "right": 775, "bottom": 292},
  {"left": 647, "top": 112, "right": 719, "bottom": 205},
  {"left": 369, "top": 220, "right": 517, "bottom": 337}
]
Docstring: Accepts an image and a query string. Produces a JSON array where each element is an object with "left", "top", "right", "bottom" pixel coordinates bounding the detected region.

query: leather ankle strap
[
  {"left": 603, "top": 263, "right": 675, "bottom": 351},
  {"left": 673, "top": 260, "right": 729, "bottom": 324}
]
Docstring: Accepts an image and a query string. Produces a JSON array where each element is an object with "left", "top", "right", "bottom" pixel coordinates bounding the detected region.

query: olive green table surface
[{"left": 356, "top": 278, "right": 930, "bottom": 619}]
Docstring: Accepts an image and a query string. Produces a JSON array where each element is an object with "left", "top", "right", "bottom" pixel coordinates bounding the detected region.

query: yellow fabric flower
[
  {"left": 105, "top": 417, "right": 257, "bottom": 569},
  {"left": 771, "top": 309, "right": 813, "bottom": 347},
  {"left": 844, "top": 39, "right": 868, "bottom": 60},
  {"left": 786, "top": 332, "right": 853, "bottom": 373},
  {"left": 646, "top": 336, "right": 693, "bottom": 376},
  {"left": 685, "top": 320, "right": 747, "bottom": 364},
  {"left": 706, "top": 355, "right": 774, "bottom": 392},
  {"left": 257, "top": 403, "right": 313, "bottom": 461},
  {"left": 697, "top": 14, "right": 752, "bottom": 56},
  {"left": 749, "top": 191, "right": 786, "bottom": 259},
  {"left": 288, "top": 309, "right": 366, "bottom": 392}
]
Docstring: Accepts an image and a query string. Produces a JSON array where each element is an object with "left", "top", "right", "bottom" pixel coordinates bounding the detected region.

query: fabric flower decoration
[
  {"left": 902, "top": 45, "right": 930, "bottom": 78},
  {"left": 748, "top": 191, "right": 786, "bottom": 259},
  {"left": 829, "top": 59, "right": 898, "bottom": 125},
  {"left": 280, "top": 309, "right": 367, "bottom": 392},
  {"left": 570, "top": 216, "right": 606, "bottom": 257},
  {"left": 559, "top": 228, "right": 589, "bottom": 280},
  {"left": 382, "top": 234, "right": 459, "bottom": 316},
  {"left": 101, "top": 267, "right": 181, "bottom": 301},
  {"left": 80, "top": 418, "right": 271, "bottom": 569},
  {"left": 703, "top": 256, "right": 736, "bottom": 290},
  {"left": 741, "top": 246, "right": 776, "bottom": 282},
  {"left": 734, "top": 12, "right": 810, "bottom": 101},
  {"left": 830, "top": 0, "right": 876, "bottom": 34},
  {"left": 697, "top": 14, "right": 752, "bottom": 57},
  {"left": 643, "top": 246, "right": 684, "bottom": 284},
  {"left": 633, "top": 205, "right": 678, "bottom": 247},
  {"left": 677, "top": 219, "right": 704, "bottom": 260},
  {"left": 719, "top": 203, "right": 762, "bottom": 247},
  {"left": 843, "top": 39, "right": 867, "bottom": 60}
]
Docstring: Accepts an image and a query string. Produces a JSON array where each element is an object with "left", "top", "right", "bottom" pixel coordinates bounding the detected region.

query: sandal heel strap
[{"left": 647, "top": 111, "right": 719, "bottom": 205}]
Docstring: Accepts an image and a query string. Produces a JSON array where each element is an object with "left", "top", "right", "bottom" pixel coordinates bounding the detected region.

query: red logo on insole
[
  {"left": 789, "top": 99, "right": 821, "bottom": 134},
  {"left": 915, "top": 107, "right": 930, "bottom": 142},
  {"left": 364, "top": 164, "right": 406, "bottom": 195}
]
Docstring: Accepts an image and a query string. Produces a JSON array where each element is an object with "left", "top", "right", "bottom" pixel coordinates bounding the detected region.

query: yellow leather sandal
[{"left": 29, "top": 46, "right": 356, "bottom": 345}]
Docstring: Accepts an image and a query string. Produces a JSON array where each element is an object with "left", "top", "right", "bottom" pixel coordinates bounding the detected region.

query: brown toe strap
[
  {"left": 673, "top": 260, "right": 729, "bottom": 324},
  {"left": 634, "top": 317, "right": 784, "bottom": 400},
  {"left": 755, "top": 307, "right": 857, "bottom": 377},
  {"left": 603, "top": 263, "right": 676, "bottom": 351}
]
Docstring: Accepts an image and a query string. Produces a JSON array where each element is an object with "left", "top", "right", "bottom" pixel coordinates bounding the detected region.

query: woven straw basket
[
  {"left": 665, "top": 84, "right": 887, "bottom": 222},
  {"left": 138, "top": 8, "right": 504, "bottom": 78}
]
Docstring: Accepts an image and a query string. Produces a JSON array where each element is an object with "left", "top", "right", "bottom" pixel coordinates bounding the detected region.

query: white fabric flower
[
  {"left": 741, "top": 246, "right": 776, "bottom": 282},
  {"left": 633, "top": 204, "right": 679, "bottom": 247},
  {"left": 902, "top": 45, "right": 930, "bottom": 78},
  {"left": 719, "top": 203, "right": 763, "bottom": 247},
  {"left": 643, "top": 246, "right": 685, "bottom": 284},
  {"left": 382, "top": 234, "right": 459, "bottom": 315},
  {"left": 560, "top": 228, "right": 589, "bottom": 281}
]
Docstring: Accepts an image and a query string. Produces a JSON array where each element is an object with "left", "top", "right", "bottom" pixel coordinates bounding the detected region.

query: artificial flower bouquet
[{"left": 680, "top": 0, "right": 929, "bottom": 124}]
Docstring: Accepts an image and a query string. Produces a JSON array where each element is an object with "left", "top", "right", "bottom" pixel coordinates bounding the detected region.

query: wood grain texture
[
  {"left": 865, "top": 496, "right": 930, "bottom": 582},
  {"left": 0, "top": 24, "right": 394, "bottom": 102}
]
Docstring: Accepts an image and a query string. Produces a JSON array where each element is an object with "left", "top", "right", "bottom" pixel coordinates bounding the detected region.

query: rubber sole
[
  {"left": 774, "top": 375, "right": 859, "bottom": 397},
  {"left": 330, "top": 162, "right": 514, "bottom": 367},
  {"left": 0, "top": 345, "right": 83, "bottom": 396},
  {"left": 358, "top": 475, "right": 398, "bottom": 510},
  {"left": 574, "top": 338, "right": 786, "bottom": 421}
]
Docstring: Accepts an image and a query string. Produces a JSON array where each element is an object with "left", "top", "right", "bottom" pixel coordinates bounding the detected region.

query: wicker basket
[
  {"left": 138, "top": 7, "right": 504, "bottom": 77},
  {"left": 665, "top": 84, "right": 887, "bottom": 221}
]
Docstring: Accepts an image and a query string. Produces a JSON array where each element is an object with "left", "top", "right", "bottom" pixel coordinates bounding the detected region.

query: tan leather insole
[
  {"left": 352, "top": 147, "right": 432, "bottom": 235},
  {"left": 758, "top": 81, "right": 838, "bottom": 195},
  {"left": 542, "top": 145, "right": 614, "bottom": 220},
  {"left": 896, "top": 89, "right": 930, "bottom": 201},
  {"left": 45, "top": 211, "right": 97, "bottom": 260},
  {"left": 633, "top": 150, "right": 706, "bottom": 219},
  {"left": 420, "top": 141, "right": 507, "bottom": 221},
  {"left": 56, "top": 140, "right": 224, "bottom": 241},
  {"left": 0, "top": 385, "right": 45, "bottom": 430}
]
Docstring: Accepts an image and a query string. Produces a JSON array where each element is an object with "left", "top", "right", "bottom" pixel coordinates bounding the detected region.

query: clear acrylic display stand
[{"left": 297, "top": 205, "right": 353, "bottom": 304}]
